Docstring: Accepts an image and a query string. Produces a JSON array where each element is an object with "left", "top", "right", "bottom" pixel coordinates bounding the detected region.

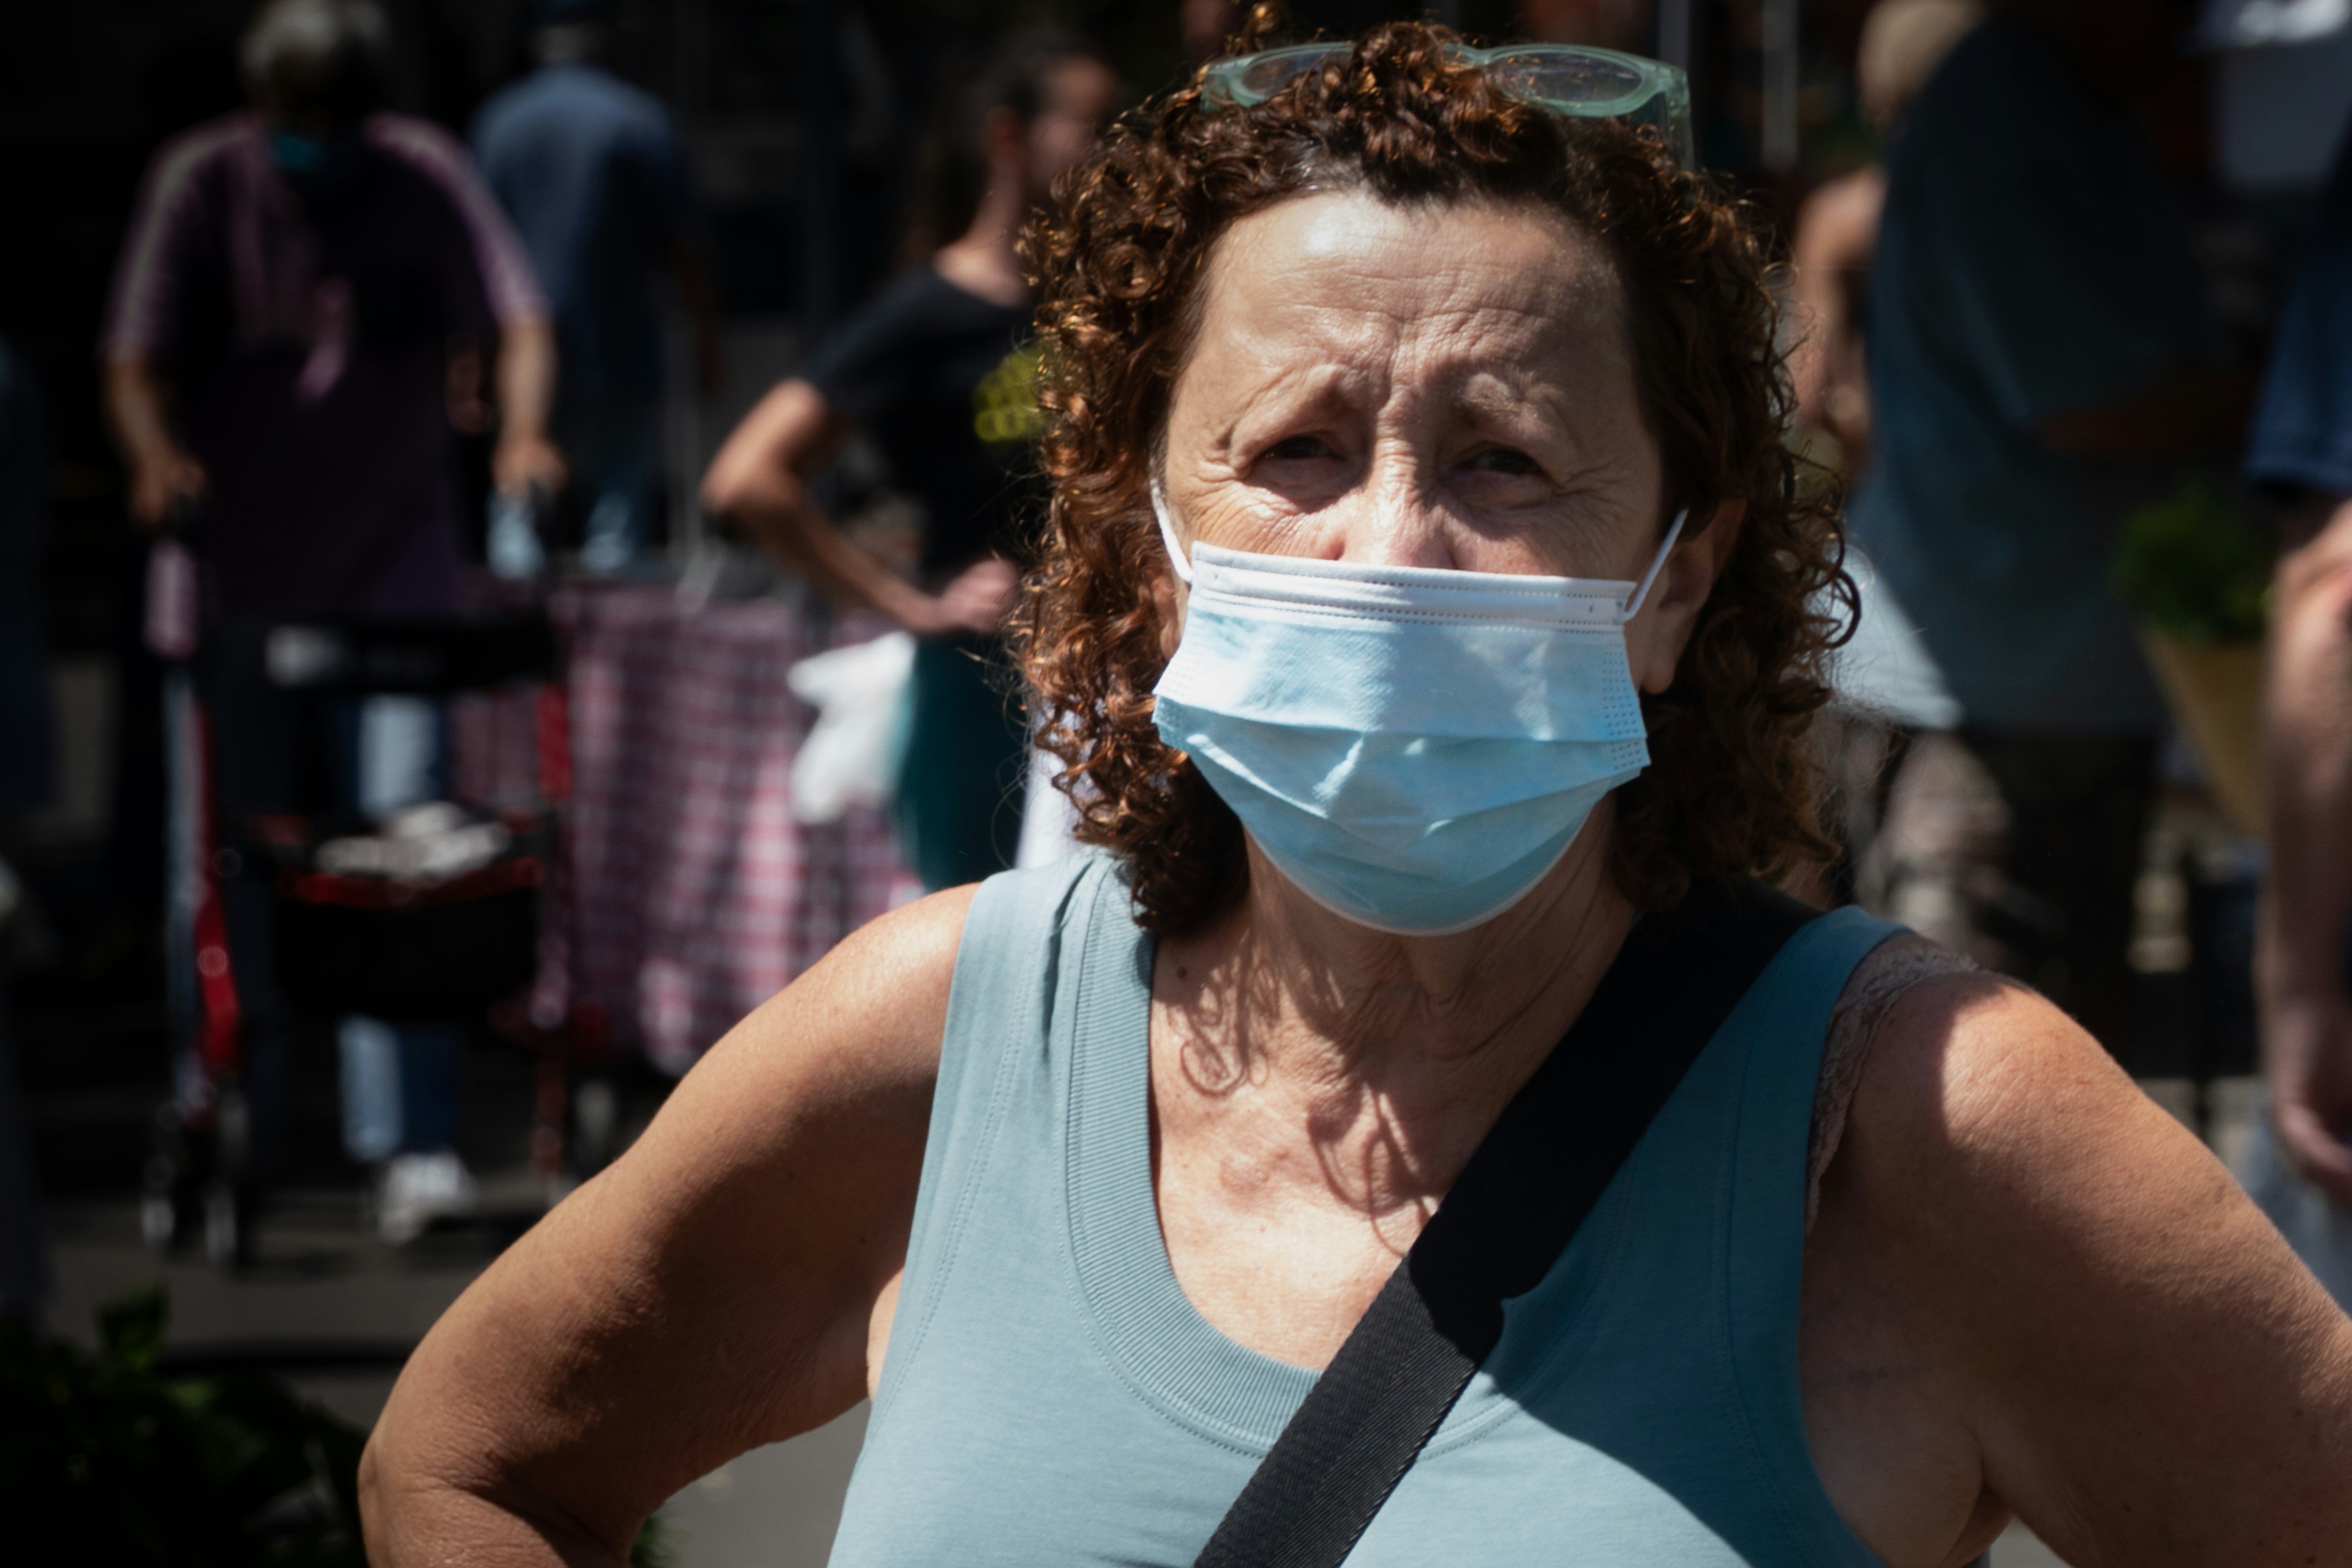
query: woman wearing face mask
[{"left": 363, "top": 20, "right": 2352, "bottom": 1567}]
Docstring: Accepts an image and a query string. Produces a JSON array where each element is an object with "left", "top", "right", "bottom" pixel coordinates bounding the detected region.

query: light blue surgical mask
[
  {"left": 1150, "top": 487, "right": 1685, "bottom": 934},
  {"left": 268, "top": 128, "right": 365, "bottom": 194}
]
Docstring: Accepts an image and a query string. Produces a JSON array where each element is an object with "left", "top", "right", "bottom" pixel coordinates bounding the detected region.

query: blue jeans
[
  {"left": 201, "top": 678, "right": 465, "bottom": 1166},
  {"left": 894, "top": 635, "right": 1027, "bottom": 892},
  {"left": 336, "top": 1016, "right": 463, "bottom": 1163},
  {"left": 558, "top": 397, "right": 660, "bottom": 575}
]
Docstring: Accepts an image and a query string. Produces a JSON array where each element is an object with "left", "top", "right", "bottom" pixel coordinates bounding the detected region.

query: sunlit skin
[
  {"left": 358, "top": 188, "right": 2352, "bottom": 1568},
  {"left": 1143, "top": 190, "right": 1724, "bottom": 1367}
]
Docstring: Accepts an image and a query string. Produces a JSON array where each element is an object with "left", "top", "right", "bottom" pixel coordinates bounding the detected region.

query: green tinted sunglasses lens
[
  {"left": 1482, "top": 49, "right": 1650, "bottom": 111},
  {"left": 1468, "top": 46, "right": 1691, "bottom": 164},
  {"left": 1204, "top": 42, "right": 1691, "bottom": 166},
  {"left": 1216, "top": 44, "right": 1346, "bottom": 106}
]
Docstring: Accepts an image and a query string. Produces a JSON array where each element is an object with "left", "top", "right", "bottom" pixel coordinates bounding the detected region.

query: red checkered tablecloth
[{"left": 459, "top": 585, "right": 919, "bottom": 1075}]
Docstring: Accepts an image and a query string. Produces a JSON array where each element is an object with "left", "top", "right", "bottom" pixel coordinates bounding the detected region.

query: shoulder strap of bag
[{"left": 1193, "top": 880, "right": 1819, "bottom": 1568}]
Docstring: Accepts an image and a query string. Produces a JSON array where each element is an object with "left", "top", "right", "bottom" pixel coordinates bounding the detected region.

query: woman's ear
[
  {"left": 1150, "top": 556, "right": 1184, "bottom": 660},
  {"left": 1627, "top": 498, "right": 1745, "bottom": 695},
  {"left": 1145, "top": 481, "right": 1190, "bottom": 659}
]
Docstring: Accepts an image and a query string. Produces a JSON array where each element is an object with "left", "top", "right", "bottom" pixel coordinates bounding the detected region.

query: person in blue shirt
[
  {"left": 1850, "top": 0, "right": 2253, "bottom": 1054},
  {"left": 2251, "top": 130, "right": 2352, "bottom": 1219},
  {"left": 472, "top": 0, "right": 722, "bottom": 575}
]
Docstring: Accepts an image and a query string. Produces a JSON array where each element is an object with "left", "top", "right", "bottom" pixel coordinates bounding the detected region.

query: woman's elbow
[
  {"left": 697, "top": 451, "right": 760, "bottom": 524},
  {"left": 357, "top": 1381, "right": 509, "bottom": 1563},
  {"left": 356, "top": 1423, "right": 448, "bottom": 1566},
  {"left": 702, "top": 379, "right": 835, "bottom": 526},
  {"left": 357, "top": 1422, "right": 632, "bottom": 1568}
]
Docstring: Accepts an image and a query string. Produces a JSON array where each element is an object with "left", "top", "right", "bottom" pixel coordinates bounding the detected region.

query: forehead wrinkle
[
  {"left": 1199, "top": 358, "right": 1374, "bottom": 461},
  {"left": 1355, "top": 240, "right": 1629, "bottom": 402},
  {"left": 1199, "top": 193, "right": 1605, "bottom": 354},
  {"left": 1172, "top": 188, "right": 1637, "bottom": 458},
  {"left": 1373, "top": 296, "right": 1627, "bottom": 436}
]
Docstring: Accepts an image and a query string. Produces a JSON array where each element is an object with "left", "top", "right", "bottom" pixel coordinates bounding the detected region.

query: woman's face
[
  {"left": 1159, "top": 187, "right": 1723, "bottom": 693},
  {"left": 1163, "top": 189, "right": 1663, "bottom": 579}
]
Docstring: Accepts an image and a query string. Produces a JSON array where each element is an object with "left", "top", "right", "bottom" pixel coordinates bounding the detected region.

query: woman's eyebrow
[
  {"left": 1444, "top": 375, "right": 1587, "bottom": 446},
  {"left": 1216, "top": 362, "right": 1375, "bottom": 433}
]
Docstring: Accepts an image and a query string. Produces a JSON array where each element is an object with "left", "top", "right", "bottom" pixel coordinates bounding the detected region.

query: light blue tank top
[{"left": 827, "top": 852, "right": 1901, "bottom": 1567}]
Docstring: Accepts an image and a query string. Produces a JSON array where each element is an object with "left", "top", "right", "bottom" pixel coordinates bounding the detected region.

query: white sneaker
[{"left": 375, "top": 1150, "right": 478, "bottom": 1245}]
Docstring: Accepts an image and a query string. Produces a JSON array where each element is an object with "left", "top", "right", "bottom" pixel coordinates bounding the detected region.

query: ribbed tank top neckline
[
  {"left": 841, "top": 853, "right": 1907, "bottom": 1568},
  {"left": 1061, "top": 860, "right": 1321, "bottom": 1450}
]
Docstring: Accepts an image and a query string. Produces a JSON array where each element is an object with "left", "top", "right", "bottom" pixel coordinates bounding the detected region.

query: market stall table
[{"left": 455, "top": 583, "right": 917, "bottom": 1078}]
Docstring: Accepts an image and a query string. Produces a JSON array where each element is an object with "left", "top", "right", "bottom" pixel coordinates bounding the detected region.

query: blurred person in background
[
  {"left": 2252, "top": 127, "right": 2352, "bottom": 1263},
  {"left": 473, "top": 0, "right": 723, "bottom": 576},
  {"left": 1182, "top": 0, "right": 1242, "bottom": 63},
  {"left": 1785, "top": 0, "right": 1981, "bottom": 472},
  {"left": 1780, "top": 0, "right": 1978, "bottom": 915},
  {"left": 701, "top": 30, "right": 1117, "bottom": 893},
  {"left": 1847, "top": 0, "right": 2252, "bottom": 1053},
  {"left": 1517, "top": 0, "right": 1651, "bottom": 50},
  {"left": 100, "top": 0, "right": 556, "bottom": 1240},
  {"left": 0, "top": 334, "right": 53, "bottom": 1318}
]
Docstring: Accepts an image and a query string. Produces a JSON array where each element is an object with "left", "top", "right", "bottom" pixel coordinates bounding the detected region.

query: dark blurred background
[
  {"left": 6, "top": 4, "right": 2351, "bottom": 1561},
  {"left": 9, "top": 0, "right": 2351, "bottom": 1213}
]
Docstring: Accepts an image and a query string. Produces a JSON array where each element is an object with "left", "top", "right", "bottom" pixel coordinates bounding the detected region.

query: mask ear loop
[
  {"left": 1615, "top": 508, "right": 1689, "bottom": 624},
  {"left": 1151, "top": 479, "right": 1195, "bottom": 587}
]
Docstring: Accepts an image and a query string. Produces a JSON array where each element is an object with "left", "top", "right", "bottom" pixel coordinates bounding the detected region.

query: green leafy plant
[
  {"left": 2112, "top": 476, "right": 2273, "bottom": 644},
  {"left": 0, "top": 1286, "right": 367, "bottom": 1564},
  {"left": 0, "top": 1286, "right": 677, "bottom": 1564},
  {"left": 632, "top": 1512, "right": 677, "bottom": 1568}
]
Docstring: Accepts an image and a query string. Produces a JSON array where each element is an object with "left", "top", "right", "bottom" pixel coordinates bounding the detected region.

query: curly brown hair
[{"left": 1012, "top": 16, "right": 1853, "bottom": 933}]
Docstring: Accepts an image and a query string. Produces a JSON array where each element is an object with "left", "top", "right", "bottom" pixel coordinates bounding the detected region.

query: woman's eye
[
  {"left": 1264, "top": 435, "right": 1334, "bottom": 462},
  {"left": 1462, "top": 446, "right": 1542, "bottom": 476}
]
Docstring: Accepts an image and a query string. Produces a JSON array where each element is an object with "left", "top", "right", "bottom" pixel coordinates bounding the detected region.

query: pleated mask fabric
[{"left": 1151, "top": 487, "right": 1683, "bottom": 934}]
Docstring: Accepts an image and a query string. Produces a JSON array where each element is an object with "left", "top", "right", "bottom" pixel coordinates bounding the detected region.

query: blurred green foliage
[
  {"left": 2112, "top": 476, "right": 2273, "bottom": 645},
  {"left": 0, "top": 1286, "right": 368, "bottom": 1564},
  {"left": 0, "top": 1287, "right": 674, "bottom": 1565}
]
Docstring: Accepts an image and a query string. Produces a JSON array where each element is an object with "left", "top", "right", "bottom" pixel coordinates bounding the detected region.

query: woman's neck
[
  {"left": 1151, "top": 808, "right": 1636, "bottom": 1216},
  {"left": 932, "top": 175, "right": 1030, "bottom": 309}
]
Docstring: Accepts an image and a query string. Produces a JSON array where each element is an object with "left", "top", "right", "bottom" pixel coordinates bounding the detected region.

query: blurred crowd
[{"left": 4, "top": 0, "right": 2352, "bottom": 1306}]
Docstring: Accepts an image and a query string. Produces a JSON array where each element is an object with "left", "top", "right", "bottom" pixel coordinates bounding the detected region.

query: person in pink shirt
[
  {"left": 102, "top": 0, "right": 560, "bottom": 1241},
  {"left": 104, "top": 0, "right": 558, "bottom": 616}
]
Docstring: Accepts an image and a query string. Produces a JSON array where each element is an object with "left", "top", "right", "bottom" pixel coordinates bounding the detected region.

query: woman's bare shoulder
[
  {"left": 1846, "top": 963, "right": 2194, "bottom": 1206},
  {"left": 1835, "top": 962, "right": 2352, "bottom": 1563},
  {"left": 1809, "top": 934, "right": 1980, "bottom": 1225},
  {"left": 679, "top": 881, "right": 977, "bottom": 1117},
  {"left": 363, "top": 888, "right": 980, "bottom": 1561}
]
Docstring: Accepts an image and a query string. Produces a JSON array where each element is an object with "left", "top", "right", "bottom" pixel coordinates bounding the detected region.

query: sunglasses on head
[{"left": 1201, "top": 42, "right": 1695, "bottom": 169}]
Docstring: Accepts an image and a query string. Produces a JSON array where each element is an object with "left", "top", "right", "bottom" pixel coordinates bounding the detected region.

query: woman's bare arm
[
  {"left": 1824, "top": 974, "right": 2352, "bottom": 1567},
  {"left": 358, "top": 887, "right": 974, "bottom": 1566},
  {"left": 699, "top": 377, "right": 1015, "bottom": 636},
  {"left": 1785, "top": 166, "right": 1881, "bottom": 432},
  {"left": 103, "top": 358, "right": 207, "bottom": 529},
  {"left": 2259, "top": 494, "right": 2352, "bottom": 1206}
]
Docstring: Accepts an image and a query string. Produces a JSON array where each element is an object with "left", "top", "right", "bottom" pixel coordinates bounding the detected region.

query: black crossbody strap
[{"left": 1193, "top": 881, "right": 1818, "bottom": 1568}]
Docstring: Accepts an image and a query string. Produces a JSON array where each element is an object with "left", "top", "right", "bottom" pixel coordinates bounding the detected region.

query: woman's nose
[{"left": 1333, "top": 464, "right": 1456, "bottom": 570}]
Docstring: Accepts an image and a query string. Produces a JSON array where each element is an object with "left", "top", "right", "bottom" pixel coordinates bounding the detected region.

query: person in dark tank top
[
  {"left": 365, "top": 19, "right": 2352, "bottom": 1568},
  {"left": 700, "top": 30, "right": 1120, "bottom": 894}
]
